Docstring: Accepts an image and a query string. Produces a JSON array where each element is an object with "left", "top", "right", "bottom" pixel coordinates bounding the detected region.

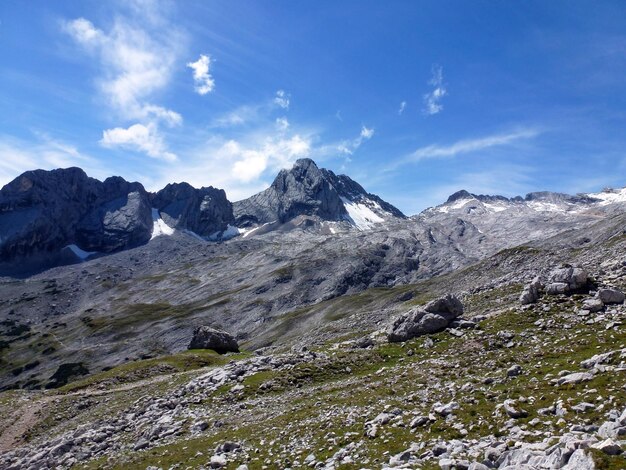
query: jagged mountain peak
[{"left": 233, "top": 159, "right": 405, "bottom": 229}]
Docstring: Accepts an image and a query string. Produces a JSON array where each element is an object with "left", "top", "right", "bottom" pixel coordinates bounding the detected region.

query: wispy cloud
[
  {"left": 334, "top": 125, "right": 375, "bottom": 156},
  {"left": 187, "top": 54, "right": 215, "bottom": 95},
  {"left": 275, "top": 117, "right": 290, "bottom": 132},
  {"left": 211, "top": 105, "right": 260, "bottom": 128},
  {"left": 398, "top": 101, "right": 407, "bottom": 115},
  {"left": 62, "top": 14, "right": 183, "bottom": 124},
  {"left": 423, "top": 64, "right": 446, "bottom": 115},
  {"left": 274, "top": 89, "right": 290, "bottom": 109},
  {"left": 388, "top": 128, "right": 540, "bottom": 171}
]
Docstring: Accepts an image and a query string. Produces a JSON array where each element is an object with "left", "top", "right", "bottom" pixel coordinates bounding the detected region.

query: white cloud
[
  {"left": 229, "top": 135, "right": 311, "bottom": 182},
  {"left": 423, "top": 64, "right": 447, "bottom": 115},
  {"left": 187, "top": 54, "right": 215, "bottom": 95},
  {"left": 100, "top": 123, "right": 177, "bottom": 161},
  {"left": 315, "top": 125, "right": 375, "bottom": 160},
  {"left": 409, "top": 129, "right": 538, "bottom": 161},
  {"left": 274, "top": 90, "right": 290, "bottom": 109},
  {"left": 211, "top": 105, "right": 260, "bottom": 128},
  {"left": 385, "top": 129, "right": 540, "bottom": 171},
  {"left": 398, "top": 101, "right": 407, "bottom": 115},
  {"left": 63, "top": 18, "right": 102, "bottom": 44},
  {"left": 63, "top": 4, "right": 184, "bottom": 162},
  {"left": 146, "top": 131, "right": 312, "bottom": 200},
  {"left": 360, "top": 126, "right": 374, "bottom": 139},
  {"left": 275, "top": 117, "right": 290, "bottom": 132},
  {"left": 64, "top": 15, "right": 183, "bottom": 124}
]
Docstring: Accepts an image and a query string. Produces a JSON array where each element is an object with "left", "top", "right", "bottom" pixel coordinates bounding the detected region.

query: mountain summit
[{"left": 233, "top": 158, "right": 405, "bottom": 229}]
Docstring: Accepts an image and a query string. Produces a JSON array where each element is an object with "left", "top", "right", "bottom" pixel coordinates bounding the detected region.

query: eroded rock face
[
  {"left": 76, "top": 191, "right": 153, "bottom": 252},
  {"left": 0, "top": 168, "right": 153, "bottom": 267},
  {"left": 188, "top": 326, "right": 239, "bottom": 354},
  {"left": 387, "top": 294, "right": 463, "bottom": 342},
  {"left": 45, "top": 362, "right": 89, "bottom": 389},
  {"left": 152, "top": 183, "right": 234, "bottom": 237}
]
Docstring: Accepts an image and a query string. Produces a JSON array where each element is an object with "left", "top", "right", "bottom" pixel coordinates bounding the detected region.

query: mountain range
[
  {"left": 1, "top": 157, "right": 624, "bottom": 277},
  {"left": 1, "top": 158, "right": 626, "bottom": 469}
]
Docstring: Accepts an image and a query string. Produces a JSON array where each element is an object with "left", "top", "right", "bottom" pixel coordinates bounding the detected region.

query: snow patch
[
  {"left": 482, "top": 202, "right": 507, "bottom": 213},
  {"left": 450, "top": 198, "right": 475, "bottom": 210},
  {"left": 341, "top": 197, "right": 385, "bottom": 230},
  {"left": 241, "top": 222, "right": 274, "bottom": 238},
  {"left": 66, "top": 244, "right": 97, "bottom": 260},
  {"left": 151, "top": 208, "right": 175, "bottom": 239},
  {"left": 221, "top": 225, "right": 241, "bottom": 240},
  {"left": 527, "top": 201, "right": 567, "bottom": 213},
  {"left": 588, "top": 187, "right": 626, "bottom": 206},
  {"left": 208, "top": 224, "right": 243, "bottom": 241}
]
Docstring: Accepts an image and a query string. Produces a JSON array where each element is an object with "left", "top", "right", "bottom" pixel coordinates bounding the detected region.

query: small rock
[
  {"left": 591, "top": 438, "right": 623, "bottom": 455},
  {"left": 502, "top": 399, "right": 528, "bottom": 419},
  {"left": 553, "top": 372, "right": 594, "bottom": 386},
  {"left": 507, "top": 365, "right": 523, "bottom": 377}
]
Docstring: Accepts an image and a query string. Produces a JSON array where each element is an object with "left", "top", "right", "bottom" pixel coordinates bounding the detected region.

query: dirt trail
[
  {"left": 0, "top": 368, "right": 195, "bottom": 453},
  {"left": 0, "top": 398, "right": 49, "bottom": 453}
]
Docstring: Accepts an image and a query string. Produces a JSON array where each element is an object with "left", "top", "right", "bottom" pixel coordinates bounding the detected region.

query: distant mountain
[
  {"left": 439, "top": 188, "right": 620, "bottom": 214},
  {"left": 233, "top": 158, "right": 405, "bottom": 230}
]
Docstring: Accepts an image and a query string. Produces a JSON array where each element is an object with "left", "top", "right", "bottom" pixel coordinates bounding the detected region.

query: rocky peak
[
  {"left": 445, "top": 190, "right": 474, "bottom": 204},
  {"left": 0, "top": 168, "right": 153, "bottom": 273},
  {"left": 233, "top": 159, "right": 405, "bottom": 228},
  {"left": 152, "top": 182, "right": 234, "bottom": 237}
]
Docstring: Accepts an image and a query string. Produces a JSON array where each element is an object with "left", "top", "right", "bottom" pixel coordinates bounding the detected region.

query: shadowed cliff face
[
  {"left": 0, "top": 168, "right": 153, "bottom": 271},
  {"left": 152, "top": 182, "right": 234, "bottom": 237}
]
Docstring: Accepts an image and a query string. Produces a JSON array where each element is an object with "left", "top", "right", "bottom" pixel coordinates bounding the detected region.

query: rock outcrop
[
  {"left": 0, "top": 168, "right": 153, "bottom": 269},
  {"left": 188, "top": 326, "right": 239, "bottom": 354},
  {"left": 387, "top": 294, "right": 463, "bottom": 342},
  {"left": 152, "top": 183, "right": 234, "bottom": 237}
]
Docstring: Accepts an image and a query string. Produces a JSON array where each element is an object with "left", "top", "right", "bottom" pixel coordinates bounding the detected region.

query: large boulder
[
  {"left": 387, "top": 294, "right": 463, "bottom": 343},
  {"left": 188, "top": 326, "right": 239, "bottom": 354},
  {"left": 546, "top": 265, "right": 588, "bottom": 295},
  {"left": 598, "top": 288, "right": 625, "bottom": 305}
]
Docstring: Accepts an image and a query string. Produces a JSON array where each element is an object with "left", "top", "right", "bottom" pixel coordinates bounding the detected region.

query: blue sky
[{"left": 1, "top": 0, "right": 626, "bottom": 214}]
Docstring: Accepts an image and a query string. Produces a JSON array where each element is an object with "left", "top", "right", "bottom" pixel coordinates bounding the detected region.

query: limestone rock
[
  {"left": 188, "top": 327, "right": 239, "bottom": 354},
  {"left": 387, "top": 294, "right": 463, "bottom": 342},
  {"left": 546, "top": 265, "right": 588, "bottom": 294},
  {"left": 597, "top": 288, "right": 625, "bottom": 305}
]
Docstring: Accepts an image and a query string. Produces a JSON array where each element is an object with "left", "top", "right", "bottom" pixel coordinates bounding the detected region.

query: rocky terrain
[{"left": 0, "top": 159, "right": 625, "bottom": 468}]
